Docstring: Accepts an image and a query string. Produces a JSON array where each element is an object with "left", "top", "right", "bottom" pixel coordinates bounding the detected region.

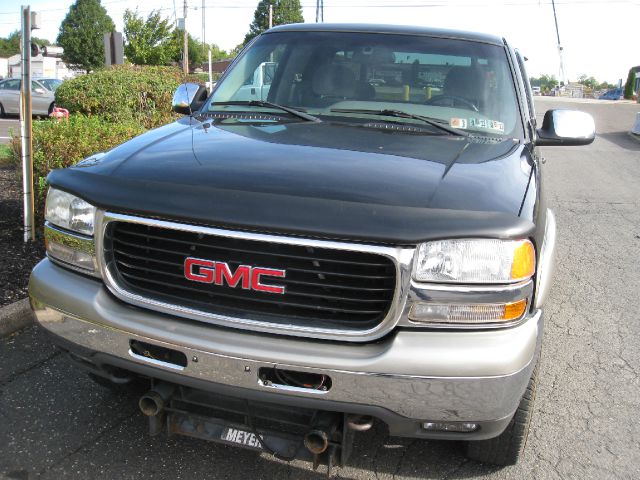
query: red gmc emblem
[{"left": 184, "top": 257, "right": 286, "bottom": 295}]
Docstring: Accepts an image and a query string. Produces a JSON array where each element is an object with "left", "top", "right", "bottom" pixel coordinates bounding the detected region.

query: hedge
[
  {"left": 10, "top": 115, "right": 146, "bottom": 221},
  {"left": 55, "top": 64, "right": 200, "bottom": 129},
  {"left": 10, "top": 65, "right": 201, "bottom": 224}
]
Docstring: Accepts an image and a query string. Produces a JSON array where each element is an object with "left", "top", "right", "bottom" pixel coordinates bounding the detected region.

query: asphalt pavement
[
  {"left": 1, "top": 98, "right": 639, "bottom": 479},
  {"left": 0, "top": 119, "right": 19, "bottom": 144}
]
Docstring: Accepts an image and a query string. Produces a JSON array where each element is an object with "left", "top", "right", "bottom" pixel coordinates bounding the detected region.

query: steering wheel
[{"left": 426, "top": 95, "right": 479, "bottom": 112}]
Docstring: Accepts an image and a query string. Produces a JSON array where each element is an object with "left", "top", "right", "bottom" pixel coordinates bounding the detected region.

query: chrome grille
[{"left": 103, "top": 220, "right": 397, "bottom": 331}]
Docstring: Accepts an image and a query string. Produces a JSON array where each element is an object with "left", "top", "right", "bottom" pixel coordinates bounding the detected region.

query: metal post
[
  {"left": 201, "top": 0, "right": 205, "bottom": 54},
  {"left": 20, "top": 5, "right": 35, "bottom": 243},
  {"left": 208, "top": 49, "right": 212, "bottom": 91},
  {"left": 268, "top": 4, "right": 273, "bottom": 29},
  {"left": 551, "top": 0, "right": 565, "bottom": 85},
  {"left": 183, "top": 0, "right": 189, "bottom": 74}
]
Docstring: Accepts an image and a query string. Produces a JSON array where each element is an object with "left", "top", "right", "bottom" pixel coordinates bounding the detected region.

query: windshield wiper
[
  {"left": 330, "top": 108, "right": 468, "bottom": 136},
  {"left": 211, "top": 101, "right": 321, "bottom": 122}
]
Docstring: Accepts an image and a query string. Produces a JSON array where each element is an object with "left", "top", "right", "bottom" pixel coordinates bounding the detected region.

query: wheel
[
  {"left": 47, "top": 102, "right": 55, "bottom": 116},
  {"left": 426, "top": 94, "right": 479, "bottom": 112},
  {"left": 465, "top": 358, "right": 539, "bottom": 466},
  {"left": 0, "top": 102, "right": 5, "bottom": 118}
]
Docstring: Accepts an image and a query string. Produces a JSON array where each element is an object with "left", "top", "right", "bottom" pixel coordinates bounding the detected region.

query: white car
[{"left": 0, "top": 78, "right": 56, "bottom": 116}]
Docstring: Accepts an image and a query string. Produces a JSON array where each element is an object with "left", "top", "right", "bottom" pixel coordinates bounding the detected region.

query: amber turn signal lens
[
  {"left": 502, "top": 299, "right": 528, "bottom": 321},
  {"left": 511, "top": 240, "right": 535, "bottom": 281},
  {"left": 409, "top": 298, "right": 529, "bottom": 324}
]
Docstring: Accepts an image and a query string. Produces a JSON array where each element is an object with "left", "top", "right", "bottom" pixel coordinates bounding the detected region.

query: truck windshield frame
[{"left": 205, "top": 31, "right": 524, "bottom": 137}]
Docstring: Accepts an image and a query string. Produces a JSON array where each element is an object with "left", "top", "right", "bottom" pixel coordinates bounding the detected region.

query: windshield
[
  {"left": 205, "top": 31, "right": 522, "bottom": 137},
  {"left": 40, "top": 79, "right": 63, "bottom": 91}
]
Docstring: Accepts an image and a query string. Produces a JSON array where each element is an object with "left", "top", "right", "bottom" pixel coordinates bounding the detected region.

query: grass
[{"left": 0, "top": 144, "right": 12, "bottom": 166}]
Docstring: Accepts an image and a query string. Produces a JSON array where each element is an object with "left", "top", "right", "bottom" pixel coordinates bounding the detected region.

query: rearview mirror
[
  {"left": 172, "top": 83, "right": 209, "bottom": 115},
  {"left": 536, "top": 109, "right": 595, "bottom": 146}
]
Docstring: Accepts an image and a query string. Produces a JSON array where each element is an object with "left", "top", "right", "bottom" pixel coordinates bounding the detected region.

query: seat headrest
[
  {"left": 312, "top": 64, "right": 356, "bottom": 98},
  {"left": 444, "top": 66, "right": 485, "bottom": 98}
]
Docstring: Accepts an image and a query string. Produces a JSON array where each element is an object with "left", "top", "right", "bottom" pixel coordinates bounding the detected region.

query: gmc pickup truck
[{"left": 29, "top": 24, "right": 595, "bottom": 474}]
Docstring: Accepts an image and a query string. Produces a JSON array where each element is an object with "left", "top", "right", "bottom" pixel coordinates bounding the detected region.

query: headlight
[
  {"left": 44, "top": 188, "right": 98, "bottom": 276},
  {"left": 45, "top": 188, "right": 95, "bottom": 235},
  {"left": 413, "top": 239, "right": 535, "bottom": 284}
]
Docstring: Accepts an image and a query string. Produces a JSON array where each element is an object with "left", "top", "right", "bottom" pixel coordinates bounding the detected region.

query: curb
[{"left": 0, "top": 298, "right": 34, "bottom": 337}]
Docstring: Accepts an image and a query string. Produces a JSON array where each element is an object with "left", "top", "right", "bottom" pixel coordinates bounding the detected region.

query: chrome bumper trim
[
  {"left": 30, "top": 259, "right": 543, "bottom": 423},
  {"left": 33, "top": 303, "right": 538, "bottom": 421}
]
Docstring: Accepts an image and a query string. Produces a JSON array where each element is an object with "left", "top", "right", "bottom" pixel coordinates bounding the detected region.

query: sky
[{"left": 0, "top": 0, "right": 638, "bottom": 84}]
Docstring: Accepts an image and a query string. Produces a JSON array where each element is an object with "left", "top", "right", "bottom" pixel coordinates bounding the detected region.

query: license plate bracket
[{"left": 167, "top": 411, "right": 313, "bottom": 461}]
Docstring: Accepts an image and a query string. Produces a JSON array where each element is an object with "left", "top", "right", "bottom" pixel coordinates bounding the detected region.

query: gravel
[{"left": 0, "top": 162, "right": 45, "bottom": 307}]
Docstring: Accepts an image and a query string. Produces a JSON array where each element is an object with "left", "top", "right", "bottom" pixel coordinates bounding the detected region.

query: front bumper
[{"left": 29, "top": 259, "right": 543, "bottom": 440}]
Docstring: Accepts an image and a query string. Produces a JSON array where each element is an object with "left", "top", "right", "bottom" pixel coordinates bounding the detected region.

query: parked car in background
[
  {"left": 0, "top": 78, "right": 55, "bottom": 116},
  {"left": 38, "top": 78, "right": 63, "bottom": 92},
  {"left": 531, "top": 85, "right": 541, "bottom": 95},
  {"left": 598, "top": 88, "right": 624, "bottom": 100}
]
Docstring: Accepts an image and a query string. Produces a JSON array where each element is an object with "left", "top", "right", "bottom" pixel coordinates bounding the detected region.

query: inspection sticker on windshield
[
  {"left": 449, "top": 118, "right": 468, "bottom": 129},
  {"left": 469, "top": 118, "right": 505, "bottom": 133}
]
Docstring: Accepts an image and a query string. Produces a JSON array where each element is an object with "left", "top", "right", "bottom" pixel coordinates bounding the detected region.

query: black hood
[{"left": 48, "top": 117, "right": 535, "bottom": 244}]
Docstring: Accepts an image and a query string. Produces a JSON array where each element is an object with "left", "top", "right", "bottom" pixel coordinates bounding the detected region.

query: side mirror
[
  {"left": 172, "top": 83, "right": 209, "bottom": 115},
  {"left": 536, "top": 109, "right": 595, "bottom": 146}
]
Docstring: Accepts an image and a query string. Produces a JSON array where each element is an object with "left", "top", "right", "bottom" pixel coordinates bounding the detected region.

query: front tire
[
  {"left": 465, "top": 359, "right": 539, "bottom": 466},
  {"left": 0, "top": 102, "right": 5, "bottom": 118}
]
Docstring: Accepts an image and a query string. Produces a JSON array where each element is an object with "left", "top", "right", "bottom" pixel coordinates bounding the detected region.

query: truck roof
[{"left": 267, "top": 23, "right": 505, "bottom": 46}]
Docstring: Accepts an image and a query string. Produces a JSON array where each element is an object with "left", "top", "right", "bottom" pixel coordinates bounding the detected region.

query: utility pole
[
  {"left": 183, "top": 0, "right": 188, "bottom": 74},
  {"left": 20, "top": 5, "right": 36, "bottom": 242},
  {"left": 551, "top": 0, "right": 566, "bottom": 85},
  {"left": 316, "top": 0, "right": 324, "bottom": 23},
  {"left": 268, "top": 4, "right": 273, "bottom": 29},
  {"left": 201, "top": 0, "right": 205, "bottom": 54}
]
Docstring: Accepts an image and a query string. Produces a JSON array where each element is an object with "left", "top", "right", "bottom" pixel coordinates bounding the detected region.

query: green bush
[
  {"left": 55, "top": 64, "right": 198, "bottom": 128},
  {"left": 624, "top": 68, "right": 636, "bottom": 100},
  {"left": 10, "top": 65, "right": 204, "bottom": 227},
  {"left": 10, "top": 115, "right": 146, "bottom": 218}
]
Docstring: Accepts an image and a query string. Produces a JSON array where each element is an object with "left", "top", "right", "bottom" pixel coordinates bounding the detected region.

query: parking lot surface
[
  {"left": 0, "top": 119, "right": 19, "bottom": 144},
  {"left": 1, "top": 98, "right": 639, "bottom": 479}
]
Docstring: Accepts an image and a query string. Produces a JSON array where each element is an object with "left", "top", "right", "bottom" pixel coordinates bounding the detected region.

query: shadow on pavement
[{"left": 596, "top": 132, "right": 640, "bottom": 151}]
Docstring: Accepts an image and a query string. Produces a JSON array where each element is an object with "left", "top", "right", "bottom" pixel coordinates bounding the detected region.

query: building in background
[{"left": 4, "top": 53, "right": 75, "bottom": 80}]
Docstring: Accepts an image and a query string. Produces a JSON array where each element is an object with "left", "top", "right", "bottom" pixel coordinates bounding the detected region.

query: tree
[
  {"left": 577, "top": 74, "right": 598, "bottom": 90},
  {"left": 243, "top": 0, "right": 304, "bottom": 45},
  {"left": 230, "top": 43, "right": 245, "bottom": 57},
  {"left": 123, "top": 9, "right": 176, "bottom": 65},
  {"left": 0, "top": 31, "right": 51, "bottom": 57},
  {"left": 537, "top": 74, "right": 559, "bottom": 92},
  {"left": 624, "top": 67, "right": 636, "bottom": 99},
  {"left": 209, "top": 44, "right": 232, "bottom": 62},
  {"left": 57, "top": 0, "right": 115, "bottom": 72},
  {"left": 169, "top": 30, "right": 207, "bottom": 67}
]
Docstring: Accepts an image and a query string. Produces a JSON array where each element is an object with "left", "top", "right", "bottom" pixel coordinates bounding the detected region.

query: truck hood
[{"left": 48, "top": 117, "right": 535, "bottom": 244}]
